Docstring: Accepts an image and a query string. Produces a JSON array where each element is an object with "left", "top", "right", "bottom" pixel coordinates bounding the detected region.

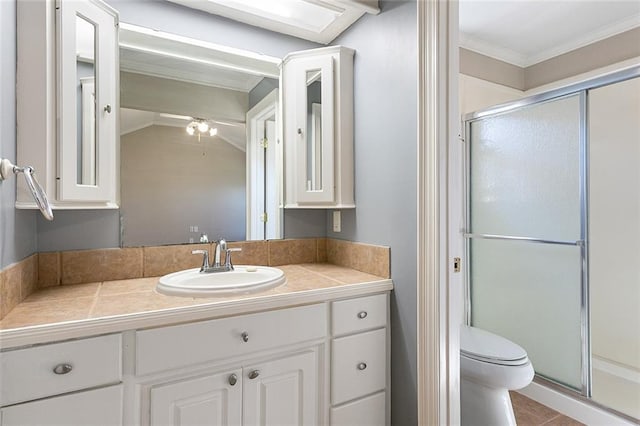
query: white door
[
  {"left": 149, "top": 369, "right": 242, "bottom": 426},
  {"left": 1, "top": 385, "right": 122, "bottom": 426},
  {"left": 243, "top": 350, "right": 319, "bottom": 426},
  {"left": 246, "top": 89, "right": 280, "bottom": 240}
]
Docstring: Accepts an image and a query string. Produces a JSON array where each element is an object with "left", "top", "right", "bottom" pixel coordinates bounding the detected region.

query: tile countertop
[{"left": 0, "top": 264, "right": 393, "bottom": 349}]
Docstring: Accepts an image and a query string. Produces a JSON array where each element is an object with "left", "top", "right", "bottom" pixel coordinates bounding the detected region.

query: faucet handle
[
  {"left": 225, "top": 248, "right": 242, "bottom": 270},
  {"left": 192, "top": 249, "right": 210, "bottom": 272}
]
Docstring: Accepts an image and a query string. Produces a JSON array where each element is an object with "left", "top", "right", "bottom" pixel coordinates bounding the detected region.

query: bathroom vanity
[{"left": 0, "top": 266, "right": 392, "bottom": 426}]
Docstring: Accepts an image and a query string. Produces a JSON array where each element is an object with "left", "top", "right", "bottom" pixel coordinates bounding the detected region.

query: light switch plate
[{"left": 333, "top": 210, "right": 341, "bottom": 232}]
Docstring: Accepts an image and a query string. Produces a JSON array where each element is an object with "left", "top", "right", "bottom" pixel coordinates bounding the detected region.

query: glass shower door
[{"left": 466, "top": 93, "right": 587, "bottom": 392}]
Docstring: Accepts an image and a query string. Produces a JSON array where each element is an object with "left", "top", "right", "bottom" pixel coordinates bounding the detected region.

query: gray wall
[
  {"left": 120, "top": 71, "right": 248, "bottom": 122},
  {"left": 248, "top": 77, "right": 279, "bottom": 110},
  {"left": 327, "top": 2, "right": 418, "bottom": 424},
  {"left": 121, "top": 125, "right": 246, "bottom": 246},
  {"left": 0, "top": 0, "right": 37, "bottom": 268},
  {"left": 461, "top": 27, "right": 640, "bottom": 91}
]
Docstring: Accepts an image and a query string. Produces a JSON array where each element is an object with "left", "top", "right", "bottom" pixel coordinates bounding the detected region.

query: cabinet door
[
  {"left": 287, "top": 55, "right": 335, "bottom": 204},
  {"left": 243, "top": 350, "right": 319, "bottom": 426},
  {"left": 149, "top": 369, "right": 242, "bottom": 426},
  {"left": 1, "top": 385, "right": 122, "bottom": 426},
  {"left": 57, "top": 0, "right": 117, "bottom": 202}
]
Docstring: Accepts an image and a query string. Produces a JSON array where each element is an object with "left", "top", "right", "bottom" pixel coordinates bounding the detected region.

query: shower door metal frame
[{"left": 461, "top": 65, "right": 640, "bottom": 399}]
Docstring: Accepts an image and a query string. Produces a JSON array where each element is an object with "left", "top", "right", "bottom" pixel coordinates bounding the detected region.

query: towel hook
[{"left": 0, "top": 158, "right": 53, "bottom": 221}]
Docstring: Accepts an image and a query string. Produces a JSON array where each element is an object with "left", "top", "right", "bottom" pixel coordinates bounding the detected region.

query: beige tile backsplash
[
  {"left": 0, "top": 238, "right": 390, "bottom": 320},
  {"left": 268, "top": 239, "right": 318, "bottom": 266},
  {"left": 61, "top": 248, "right": 144, "bottom": 285},
  {"left": 0, "top": 254, "right": 39, "bottom": 320},
  {"left": 143, "top": 244, "right": 209, "bottom": 277},
  {"left": 38, "top": 251, "right": 61, "bottom": 288},
  {"left": 327, "top": 239, "right": 391, "bottom": 279},
  {"left": 227, "top": 240, "right": 269, "bottom": 266}
]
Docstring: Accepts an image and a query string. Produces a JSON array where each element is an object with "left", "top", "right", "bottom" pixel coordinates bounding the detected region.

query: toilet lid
[{"left": 460, "top": 325, "right": 529, "bottom": 366}]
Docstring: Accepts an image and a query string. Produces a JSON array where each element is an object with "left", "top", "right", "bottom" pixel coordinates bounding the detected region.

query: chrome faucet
[
  {"left": 213, "top": 239, "right": 227, "bottom": 268},
  {"left": 191, "top": 249, "right": 210, "bottom": 272},
  {"left": 192, "top": 239, "right": 241, "bottom": 273}
]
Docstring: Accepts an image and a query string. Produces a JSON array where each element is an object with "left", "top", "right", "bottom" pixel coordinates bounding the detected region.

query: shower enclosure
[{"left": 464, "top": 67, "right": 640, "bottom": 421}]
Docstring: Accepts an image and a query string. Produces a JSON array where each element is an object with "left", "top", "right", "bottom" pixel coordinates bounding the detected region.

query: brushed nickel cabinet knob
[
  {"left": 228, "top": 373, "right": 238, "bottom": 386},
  {"left": 53, "top": 363, "right": 73, "bottom": 375}
]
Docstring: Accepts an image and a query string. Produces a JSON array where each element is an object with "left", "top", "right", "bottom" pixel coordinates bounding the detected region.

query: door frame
[
  {"left": 246, "top": 89, "right": 281, "bottom": 240},
  {"left": 416, "top": 1, "right": 461, "bottom": 424}
]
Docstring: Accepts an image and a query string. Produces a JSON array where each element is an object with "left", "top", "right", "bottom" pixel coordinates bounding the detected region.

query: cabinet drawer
[
  {"left": 332, "top": 293, "right": 387, "bottom": 336},
  {"left": 136, "top": 303, "right": 327, "bottom": 375},
  {"left": 331, "top": 328, "right": 386, "bottom": 405},
  {"left": 0, "top": 334, "right": 122, "bottom": 406},
  {"left": 1, "top": 385, "right": 123, "bottom": 426},
  {"left": 331, "top": 391, "right": 386, "bottom": 426}
]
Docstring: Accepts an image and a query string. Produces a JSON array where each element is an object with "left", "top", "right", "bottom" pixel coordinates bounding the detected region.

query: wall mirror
[
  {"left": 76, "top": 16, "right": 97, "bottom": 186},
  {"left": 306, "top": 70, "right": 322, "bottom": 191},
  {"left": 118, "top": 24, "right": 282, "bottom": 246}
]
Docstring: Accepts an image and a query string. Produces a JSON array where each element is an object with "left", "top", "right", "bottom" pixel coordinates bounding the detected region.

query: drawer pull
[
  {"left": 228, "top": 373, "right": 238, "bottom": 386},
  {"left": 357, "top": 362, "right": 367, "bottom": 371},
  {"left": 241, "top": 331, "right": 249, "bottom": 343},
  {"left": 52, "top": 363, "right": 73, "bottom": 375},
  {"left": 357, "top": 311, "right": 368, "bottom": 319},
  {"left": 248, "top": 370, "right": 260, "bottom": 380}
]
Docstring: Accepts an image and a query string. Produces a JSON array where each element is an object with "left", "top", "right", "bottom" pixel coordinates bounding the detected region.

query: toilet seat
[{"left": 461, "top": 325, "right": 529, "bottom": 366}]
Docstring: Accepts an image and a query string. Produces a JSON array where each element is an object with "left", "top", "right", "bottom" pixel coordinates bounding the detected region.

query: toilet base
[{"left": 461, "top": 378, "right": 516, "bottom": 426}]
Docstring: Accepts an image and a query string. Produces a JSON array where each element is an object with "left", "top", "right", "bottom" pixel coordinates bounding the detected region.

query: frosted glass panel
[
  {"left": 469, "top": 95, "right": 581, "bottom": 241},
  {"left": 470, "top": 238, "right": 583, "bottom": 390}
]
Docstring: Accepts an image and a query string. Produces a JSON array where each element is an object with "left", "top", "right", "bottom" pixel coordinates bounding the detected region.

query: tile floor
[{"left": 510, "top": 391, "right": 585, "bottom": 426}]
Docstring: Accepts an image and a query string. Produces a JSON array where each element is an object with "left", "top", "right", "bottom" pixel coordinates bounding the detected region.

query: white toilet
[{"left": 460, "top": 325, "right": 535, "bottom": 426}]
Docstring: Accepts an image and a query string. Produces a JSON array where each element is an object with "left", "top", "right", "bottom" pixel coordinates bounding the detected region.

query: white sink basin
[{"left": 156, "top": 266, "right": 286, "bottom": 297}]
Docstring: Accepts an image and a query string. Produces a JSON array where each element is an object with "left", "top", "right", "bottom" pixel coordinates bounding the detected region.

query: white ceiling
[
  {"left": 119, "top": 23, "right": 280, "bottom": 92},
  {"left": 166, "top": 0, "right": 379, "bottom": 44},
  {"left": 459, "top": 1, "right": 640, "bottom": 67}
]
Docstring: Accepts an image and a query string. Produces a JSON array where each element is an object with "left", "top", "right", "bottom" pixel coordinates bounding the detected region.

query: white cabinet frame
[
  {"left": 283, "top": 46, "right": 355, "bottom": 209},
  {"left": 16, "top": 0, "right": 119, "bottom": 210}
]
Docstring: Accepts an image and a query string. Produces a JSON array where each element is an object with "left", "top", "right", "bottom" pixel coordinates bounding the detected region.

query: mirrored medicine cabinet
[
  {"left": 16, "top": 0, "right": 355, "bottom": 245},
  {"left": 282, "top": 46, "right": 355, "bottom": 208},
  {"left": 16, "top": 0, "right": 118, "bottom": 209}
]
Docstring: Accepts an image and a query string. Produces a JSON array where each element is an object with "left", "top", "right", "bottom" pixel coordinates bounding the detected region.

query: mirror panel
[
  {"left": 76, "top": 15, "right": 97, "bottom": 186},
  {"left": 306, "top": 70, "right": 322, "bottom": 191},
  {"left": 118, "top": 24, "right": 282, "bottom": 246}
]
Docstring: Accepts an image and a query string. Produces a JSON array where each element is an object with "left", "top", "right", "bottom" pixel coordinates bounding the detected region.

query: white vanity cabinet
[
  {"left": 282, "top": 46, "right": 355, "bottom": 208},
  {"left": 0, "top": 292, "right": 390, "bottom": 426},
  {"left": 16, "top": 0, "right": 119, "bottom": 210},
  {"left": 0, "top": 334, "right": 123, "bottom": 426}
]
